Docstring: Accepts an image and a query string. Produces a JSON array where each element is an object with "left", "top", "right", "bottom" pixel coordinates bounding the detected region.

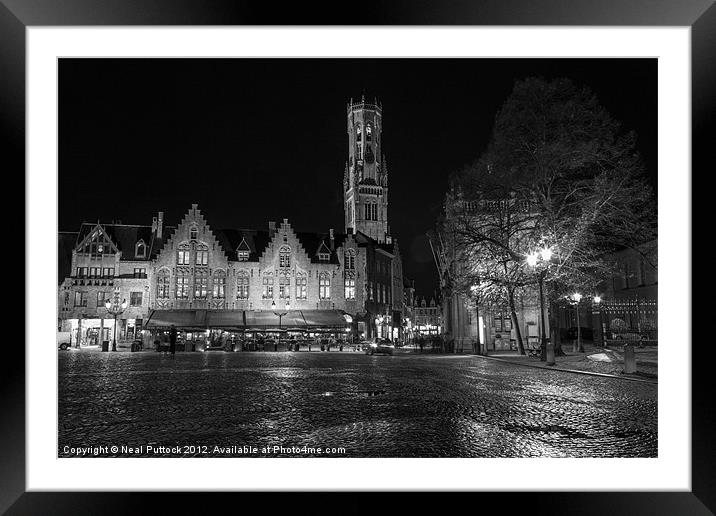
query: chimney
[
  {"left": 269, "top": 221, "right": 276, "bottom": 232},
  {"left": 329, "top": 228, "right": 335, "bottom": 250},
  {"left": 152, "top": 217, "right": 157, "bottom": 232},
  {"left": 157, "top": 211, "right": 164, "bottom": 239}
]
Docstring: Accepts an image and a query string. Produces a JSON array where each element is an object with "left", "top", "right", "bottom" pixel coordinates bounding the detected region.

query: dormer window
[
  {"left": 238, "top": 250, "right": 249, "bottom": 261},
  {"left": 318, "top": 252, "right": 330, "bottom": 261},
  {"left": 135, "top": 240, "right": 146, "bottom": 258},
  {"left": 190, "top": 226, "right": 198, "bottom": 241}
]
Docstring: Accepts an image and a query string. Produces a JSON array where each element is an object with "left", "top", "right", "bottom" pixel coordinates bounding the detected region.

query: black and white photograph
[{"left": 56, "top": 57, "right": 659, "bottom": 459}]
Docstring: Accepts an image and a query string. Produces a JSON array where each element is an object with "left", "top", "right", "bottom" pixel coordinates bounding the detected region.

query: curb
[{"left": 475, "top": 354, "right": 658, "bottom": 384}]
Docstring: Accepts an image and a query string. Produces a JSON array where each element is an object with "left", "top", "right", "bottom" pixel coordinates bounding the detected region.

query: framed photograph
[{"left": 6, "top": 0, "right": 710, "bottom": 513}]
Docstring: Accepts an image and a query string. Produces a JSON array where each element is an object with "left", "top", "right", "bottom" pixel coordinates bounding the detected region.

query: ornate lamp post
[
  {"left": 527, "top": 246, "right": 553, "bottom": 363},
  {"left": 104, "top": 287, "right": 127, "bottom": 352},
  {"left": 568, "top": 292, "right": 584, "bottom": 352},
  {"left": 593, "top": 295, "right": 605, "bottom": 348},
  {"left": 470, "top": 284, "right": 483, "bottom": 356},
  {"left": 272, "top": 300, "right": 290, "bottom": 352}
]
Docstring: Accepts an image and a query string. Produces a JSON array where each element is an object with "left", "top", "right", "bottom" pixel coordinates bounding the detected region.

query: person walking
[{"left": 169, "top": 324, "right": 177, "bottom": 358}]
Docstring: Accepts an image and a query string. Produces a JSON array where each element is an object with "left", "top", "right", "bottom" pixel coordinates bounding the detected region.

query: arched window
[
  {"left": 195, "top": 243, "right": 209, "bottom": 266},
  {"left": 236, "top": 271, "right": 249, "bottom": 299},
  {"left": 177, "top": 243, "right": 190, "bottom": 265},
  {"left": 157, "top": 269, "right": 170, "bottom": 299},
  {"left": 356, "top": 124, "right": 362, "bottom": 142},
  {"left": 366, "top": 125, "right": 372, "bottom": 142},
  {"left": 344, "top": 249, "right": 356, "bottom": 270},
  {"left": 319, "top": 272, "right": 330, "bottom": 299},
  {"left": 190, "top": 226, "right": 198, "bottom": 241},
  {"left": 135, "top": 240, "right": 146, "bottom": 258},
  {"left": 279, "top": 246, "right": 291, "bottom": 268}
]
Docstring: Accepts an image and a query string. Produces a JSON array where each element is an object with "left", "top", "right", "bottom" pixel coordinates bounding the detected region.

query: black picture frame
[{"left": 4, "top": 1, "right": 709, "bottom": 513}]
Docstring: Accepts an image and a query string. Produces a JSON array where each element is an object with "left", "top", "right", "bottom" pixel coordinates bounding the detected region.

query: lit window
[
  {"left": 344, "top": 277, "right": 355, "bottom": 300},
  {"left": 279, "top": 277, "right": 290, "bottom": 299},
  {"left": 262, "top": 276, "right": 274, "bottom": 299},
  {"left": 177, "top": 244, "right": 190, "bottom": 265},
  {"left": 96, "top": 291, "right": 106, "bottom": 306},
  {"left": 136, "top": 240, "right": 146, "bottom": 258},
  {"left": 356, "top": 124, "right": 362, "bottom": 142},
  {"left": 196, "top": 250, "right": 209, "bottom": 266},
  {"left": 366, "top": 125, "right": 372, "bottom": 142},
  {"left": 237, "top": 272, "right": 249, "bottom": 299},
  {"left": 279, "top": 246, "right": 291, "bottom": 268},
  {"left": 319, "top": 273, "right": 330, "bottom": 299},
  {"left": 74, "top": 291, "right": 88, "bottom": 307},
  {"left": 194, "top": 275, "right": 208, "bottom": 299},
  {"left": 176, "top": 276, "right": 190, "bottom": 299},
  {"left": 157, "top": 270, "right": 170, "bottom": 299},
  {"left": 212, "top": 274, "right": 226, "bottom": 299},
  {"left": 295, "top": 276, "right": 307, "bottom": 299},
  {"left": 133, "top": 268, "right": 146, "bottom": 278},
  {"left": 238, "top": 250, "right": 250, "bottom": 261}
]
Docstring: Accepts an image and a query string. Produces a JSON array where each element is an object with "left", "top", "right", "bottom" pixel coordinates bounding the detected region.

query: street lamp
[
  {"left": 104, "top": 287, "right": 127, "bottom": 352},
  {"left": 470, "top": 284, "right": 483, "bottom": 356},
  {"left": 568, "top": 292, "right": 584, "bottom": 353},
  {"left": 272, "top": 300, "right": 290, "bottom": 352},
  {"left": 527, "top": 246, "right": 553, "bottom": 362},
  {"left": 593, "top": 295, "right": 605, "bottom": 348}
]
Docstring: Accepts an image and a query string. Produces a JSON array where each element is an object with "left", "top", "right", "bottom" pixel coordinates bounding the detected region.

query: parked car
[
  {"left": 363, "top": 338, "right": 395, "bottom": 355},
  {"left": 57, "top": 331, "right": 72, "bottom": 350}
]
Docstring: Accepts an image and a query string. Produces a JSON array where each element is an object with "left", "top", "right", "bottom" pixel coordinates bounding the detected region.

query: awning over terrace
[{"left": 145, "top": 309, "right": 351, "bottom": 331}]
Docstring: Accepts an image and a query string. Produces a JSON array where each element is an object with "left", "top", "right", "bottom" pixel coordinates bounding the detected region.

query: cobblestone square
[{"left": 58, "top": 351, "right": 657, "bottom": 458}]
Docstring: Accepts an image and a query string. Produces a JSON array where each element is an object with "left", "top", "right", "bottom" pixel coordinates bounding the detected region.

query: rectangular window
[
  {"left": 319, "top": 275, "right": 330, "bottom": 299},
  {"left": 237, "top": 275, "right": 249, "bottom": 299},
  {"left": 76, "top": 267, "right": 88, "bottom": 278},
  {"left": 279, "top": 254, "right": 291, "bottom": 268},
  {"left": 177, "top": 250, "right": 190, "bottom": 265},
  {"left": 74, "top": 291, "right": 87, "bottom": 307},
  {"left": 295, "top": 277, "right": 307, "bottom": 299},
  {"left": 88, "top": 267, "right": 101, "bottom": 277},
  {"left": 372, "top": 204, "right": 378, "bottom": 221},
  {"left": 176, "top": 276, "right": 190, "bottom": 299},
  {"left": 196, "top": 251, "right": 208, "bottom": 266},
  {"left": 133, "top": 268, "right": 146, "bottom": 278},
  {"left": 97, "top": 291, "right": 106, "bottom": 306},
  {"left": 344, "top": 278, "right": 355, "bottom": 300},
  {"left": 130, "top": 291, "right": 143, "bottom": 306},
  {"left": 262, "top": 277, "right": 274, "bottom": 299},
  {"left": 238, "top": 250, "right": 249, "bottom": 261},
  {"left": 194, "top": 277, "right": 208, "bottom": 299},
  {"left": 279, "top": 277, "right": 290, "bottom": 299},
  {"left": 102, "top": 267, "right": 114, "bottom": 277},
  {"left": 213, "top": 277, "right": 226, "bottom": 299}
]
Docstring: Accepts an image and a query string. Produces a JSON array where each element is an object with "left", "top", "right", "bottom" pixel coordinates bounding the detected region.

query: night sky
[{"left": 59, "top": 58, "right": 657, "bottom": 298}]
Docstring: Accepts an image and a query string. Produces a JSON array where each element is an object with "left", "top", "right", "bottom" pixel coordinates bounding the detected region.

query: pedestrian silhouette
[{"left": 169, "top": 325, "right": 177, "bottom": 358}]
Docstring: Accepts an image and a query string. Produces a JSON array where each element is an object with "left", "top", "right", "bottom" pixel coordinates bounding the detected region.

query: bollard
[
  {"left": 546, "top": 342, "right": 555, "bottom": 366},
  {"left": 624, "top": 344, "right": 637, "bottom": 374}
]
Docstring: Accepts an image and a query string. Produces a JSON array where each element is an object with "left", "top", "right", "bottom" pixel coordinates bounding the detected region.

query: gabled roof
[
  {"left": 213, "top": 229, "right": 272, "bottom": 262},
  {"left": 295, "top": 231, "right": 349, "bottom": 265},
  {"left": 75, "top": 222, "right": 169, "bottom": 261},
  {"left": 58, "top": 231, "right": 78, "bottom": 284}
]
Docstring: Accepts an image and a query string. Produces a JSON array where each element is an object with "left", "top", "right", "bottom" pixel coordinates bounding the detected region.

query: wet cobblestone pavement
[{"left": 58, "top": 351, "right": 657, "bottom": 457}]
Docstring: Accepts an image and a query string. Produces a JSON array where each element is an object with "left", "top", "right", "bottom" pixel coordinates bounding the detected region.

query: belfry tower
[{"left": 343, "top": 96, "right": 390, "bottom": 243}]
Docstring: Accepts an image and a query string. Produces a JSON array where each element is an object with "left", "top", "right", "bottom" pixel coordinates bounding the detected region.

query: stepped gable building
[{"left": 58, "top": 98, "right": 405, "bottom": 348}]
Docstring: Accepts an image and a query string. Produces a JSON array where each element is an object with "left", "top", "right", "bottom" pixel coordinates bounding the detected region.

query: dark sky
[{"left": 59, "top": 58, "right": 657, "bottom": 298}]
